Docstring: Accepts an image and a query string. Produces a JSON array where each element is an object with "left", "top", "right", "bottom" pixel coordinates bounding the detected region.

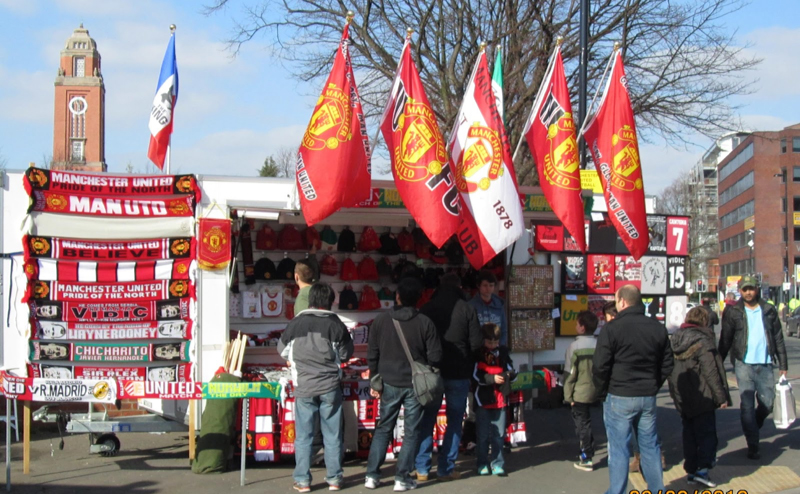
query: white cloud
[
  {"left": 738, "top": 114, "right": 795, "bottom": 132},
  {"left": 741, "top": 27, "right": 800, "bottom": 100},
  {"left": 0, "top": 65, "right": 56, "bottom": 123},
  {"left": 0, "top": 0, "right": 38, "bottom": 15},
  {"left": 639, "top": 142, "right": 701, "bottom": 196}
]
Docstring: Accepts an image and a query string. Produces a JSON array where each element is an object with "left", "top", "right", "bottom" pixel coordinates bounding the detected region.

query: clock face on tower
[{"left": 68, "top": 96, "right": 88, "bottom": 116}]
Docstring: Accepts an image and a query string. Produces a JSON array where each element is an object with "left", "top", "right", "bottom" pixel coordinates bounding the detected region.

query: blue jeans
[
  {"left": 734, "top": 360, "right": 775, "bottom": 448},
  {"left": 293, "top": 388, "right": 344, "bottom": 486},
  {"left": 475, "top": 406, "right": 505, "bottom": 470},
  {"left": 366, "top": 383, "right": 423, "bottom": 483},
  {"left": 603, "top": 394, "right": 664, "bottom": 494},
  {"left": 415, "top": 378, "right": 468, "bottom": 475}
]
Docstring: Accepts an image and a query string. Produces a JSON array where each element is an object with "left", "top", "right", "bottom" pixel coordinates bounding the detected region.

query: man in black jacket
[
  {"left": 718, "top": 275, "right": 788, "bottom": 460},
  {"left": 365, "top": 278, "right": 442, "bottom": 492},
  {"left": 415, "top": 273, "right": 482, "bottom": 481},
  {"left": 593, "top": 285, "right": 674, "bottom": 494}
]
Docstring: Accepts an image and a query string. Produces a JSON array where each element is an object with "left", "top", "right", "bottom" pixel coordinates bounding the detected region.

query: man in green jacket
[{"left": 294, "top": 259, "right": 316, "bottom": 314}]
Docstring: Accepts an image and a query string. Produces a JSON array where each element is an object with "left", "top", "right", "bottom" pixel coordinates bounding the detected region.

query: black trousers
[
  {"left": 571, "top": 402, "right": 595, "bottom": 458},
  {"left": 681, "top": 410, "right": 718, "bottom": 474}
]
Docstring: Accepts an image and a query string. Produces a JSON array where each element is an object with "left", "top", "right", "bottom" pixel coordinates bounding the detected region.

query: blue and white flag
[{"left": 148, "top": 32, "right": 178, "bottom": 170}]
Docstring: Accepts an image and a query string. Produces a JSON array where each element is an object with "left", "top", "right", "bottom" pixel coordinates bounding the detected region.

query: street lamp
[{"left": 774, "top": 171, "right": 790, "bottom": 304}]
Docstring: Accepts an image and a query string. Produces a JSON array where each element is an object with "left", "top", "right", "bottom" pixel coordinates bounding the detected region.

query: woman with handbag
[{"left": 365, "top": 278, "right": 443, "bottom": 492}]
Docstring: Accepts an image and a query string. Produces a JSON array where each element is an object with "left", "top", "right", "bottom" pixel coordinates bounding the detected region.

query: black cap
[
  {"left": 276, "top": 257, "right": 297, "bottom": 281},
  {"left": 254, "top": 258, "right": 277, "bottom": 280}
]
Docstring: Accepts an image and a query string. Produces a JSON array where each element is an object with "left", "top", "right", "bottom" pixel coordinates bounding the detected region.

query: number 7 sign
[{"left": 667, "top": 217, "right": 689, "bottom": 256}]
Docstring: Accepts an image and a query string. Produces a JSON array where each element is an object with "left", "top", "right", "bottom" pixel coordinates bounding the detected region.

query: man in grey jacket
[{"left": 279, "top": 283, "right": 354, "bottom": 492}]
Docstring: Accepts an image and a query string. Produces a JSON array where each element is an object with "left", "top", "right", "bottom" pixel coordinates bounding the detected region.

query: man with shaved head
[{"left": 593, "top": 284, "right": 674, "bottom": 494}]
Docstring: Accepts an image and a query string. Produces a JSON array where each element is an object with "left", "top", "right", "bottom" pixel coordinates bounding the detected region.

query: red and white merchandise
[
  {"left": 261, "top": 291, "right": 283, "bottom": 317},
  {"left": 25, "top": 258, "right": 193, "bottom": 282},
  {"left": 25, "top": 279, "right": 194, "bottom": 303},
  {"left": 23, "top": 236, "right": 194, "bottom": 261},
  {"left": 30, "top": 190, "right": 195, "bottom": 218},
  {"left": 241, "top": 291, "right": 262, "bottom": 319},
  {"left": 23, "top": 167, "right": 201, "bottom": 200}
]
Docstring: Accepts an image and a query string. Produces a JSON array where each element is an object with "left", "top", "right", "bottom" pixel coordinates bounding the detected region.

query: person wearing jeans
[
  {"left": 593, "top": 285, "right": 674, "bottom": 494},
  {"left": 365, "top": 278, "right": 442, "bottom": 492},
  {"left": 416, "top": 273, "right": 482, "bottom": 481},
  {"left": 719, "top": 275, "right": 788, "bottom": 460},
  {"left": 278, "top": 283, "right": 354, "bottom": 492},
  {"left": 293, "top": 389, "right": 345, "bottom": 491}
]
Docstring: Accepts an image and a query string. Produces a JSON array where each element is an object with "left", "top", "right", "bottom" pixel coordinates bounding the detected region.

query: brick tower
[{"left": 52, "top": 24, "right": 106, "bottom": 172}]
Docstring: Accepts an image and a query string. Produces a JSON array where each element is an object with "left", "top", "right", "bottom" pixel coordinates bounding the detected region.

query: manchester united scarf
[
  {"left": 30, "top": 191, "right": 195, "bottom": 218},
  {"left": 30, "top": 363, "right": 192, "bottom": 382},
  {"left": 30, "top": 341, "right": 191, "bottom": 363},
  {"left": 25, "top": 279, "right": 194, "bottom": 303},
  {"left": 29, "top": 298, "right": 193, "bottom": 323},
  {"left": 24, "top": 235, "right": 194, "bottom": 260},
  {"left": 23, "top": 167, "right": 201, "bottom": 201},
  {"left": 33, "top": 319, "right": 193, "bottom": 340},
  {"left": 25, "top": 258, "right": 193, "bottom": 282}
]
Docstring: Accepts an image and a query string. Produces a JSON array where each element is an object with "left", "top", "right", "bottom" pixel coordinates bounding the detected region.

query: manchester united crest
[
  {"left": 610, "top": 125, "right": 643, "bottom": 191},
  {"left": 45, "top": 193, "right": 68, "bottom": 211},
  {"left": 543, "top": 114, "right": 580, "bottom": 190},
  {"left": 168, "top": 199, "right": 191, "bottom": 216},
  {"left": 455, "top": 123, "right": 504, "bottom": 193},
  {"left": 393, "top": 99, "right": 448, "bottom": 182},
  {"left": 202, "top": 226, "right": 227, "bottom": 253},
  {"left": 29, "top": 237, "right": 51, "bottom": 256},
  {"left": 170, "top": 239, "right": 191, "bottom": 257},
  {"left": 175, "top": 175, "right": 194, "bottom": 194},
  {"left": 26, "top": 168, "right": 48, "bottom": 189},
  {"left": 302, "top": 83, "right": 353, "bottom": 151},
  {"left": 169, "top": 281, "right": 190, "bottom": 298}
]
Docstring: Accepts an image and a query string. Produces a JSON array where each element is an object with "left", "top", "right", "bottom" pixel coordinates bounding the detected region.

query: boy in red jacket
[{"left": 473, "top": 323, "right": 516, "bottom": 476}]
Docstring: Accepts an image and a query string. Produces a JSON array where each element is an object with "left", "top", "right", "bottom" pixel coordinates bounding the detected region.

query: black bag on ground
[{"left": 192, "top": 372, "right": 241, "bottom": 474}]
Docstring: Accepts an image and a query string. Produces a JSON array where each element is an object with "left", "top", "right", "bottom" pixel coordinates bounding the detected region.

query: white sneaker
[
  {"left": 365, "top": 478, "right": 380, "bottom": 490},
  {"left": 393, "top": 479, "right": 417, "bottom": 492}
]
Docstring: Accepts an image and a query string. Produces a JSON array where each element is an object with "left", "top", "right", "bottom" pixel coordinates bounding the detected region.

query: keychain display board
[
  {"left": 510, "top": 309, "right": 555, "bottom": 351},
  {"left": 508, "top": 265, "right": 553, "bottom": 309}
]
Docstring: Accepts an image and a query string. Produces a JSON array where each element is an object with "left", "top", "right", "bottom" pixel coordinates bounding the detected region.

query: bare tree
[
  {"left": 205, "top": 0, "right": 758, "bottom": 184},
  {"left": 274, "top": 146, "right": 297, "bottom": 177}
]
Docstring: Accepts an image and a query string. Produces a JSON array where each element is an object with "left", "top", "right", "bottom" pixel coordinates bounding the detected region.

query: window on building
[
  {"left": 794, "top": 137, "right": 800, "bottom": 153},
  {"left": 782, "top": 139, "right": 787, "bottom": 153},
  {"left": 794, "top": 167, "right": 800, "bottom": 182},
  {"left": 794, "top": 227, "right": 800, "bottom": 242},
  {"left": 70, "top": 140, "right": 84, "bottom": 162},
  {"left": 74, "top": 57, "right": 85, "bottom": 77}
]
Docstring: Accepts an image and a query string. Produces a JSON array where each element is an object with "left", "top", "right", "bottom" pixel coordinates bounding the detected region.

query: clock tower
[{"left": 52, "top": 25, "right": 106, "bottom": 172}]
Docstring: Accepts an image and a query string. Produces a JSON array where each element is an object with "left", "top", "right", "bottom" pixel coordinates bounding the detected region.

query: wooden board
[
  {"left": 510, "top": 309, "right": 555, "bottom": 351},
  {"left": 508, "top": 265, "right": 554, "bottom": 309}
]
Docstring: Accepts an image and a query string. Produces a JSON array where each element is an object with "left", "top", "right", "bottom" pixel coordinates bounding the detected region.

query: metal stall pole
[
  {"left": 6, "top": 398, "right": 10, "bottom": 492},
  {"left": 240, "top": 398, "right": 249, "bottom": 487}
]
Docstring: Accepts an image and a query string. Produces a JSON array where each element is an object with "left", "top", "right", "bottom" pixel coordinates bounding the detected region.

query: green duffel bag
[{"left": 192, "top": 372, "right": 240, "bottom": 474}]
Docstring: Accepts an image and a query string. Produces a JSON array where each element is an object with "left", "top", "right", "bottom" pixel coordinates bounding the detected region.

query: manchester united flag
[
  {"left": 380, "top": 39, "right": 460, "bottom": 247},
  {"left": 582, "top": 49, "right": 648, "bottom": 260},
  {"left": 296, "top": 21, "right": 371, "bottom": 225},
  {"left": 523, "top": 45, "right": 586, "bottom": 253},
  {"left": 448, "top": 50, "right": 525, "bottom": 269}
]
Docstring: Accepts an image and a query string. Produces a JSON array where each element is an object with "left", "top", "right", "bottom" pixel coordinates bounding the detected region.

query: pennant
[
  {"left": 29, "top": 298, "right": 193, "bottom": 323},
  {"left": 380, "top": 39, "right": 460, "bottom": 247},
  {"left": 30, "top": 191, "right": 195, "bottom": 217},
  {"left": 197, "top": 218, "right": 232, "bottom": 270},
  {"left": 33, "top": 319, "right": 193, "bottom": 341},
  {"left": 30, "top": 364, "right": 192, "bottom": 383},
  {"left": 23, "top": 235, "right": 194, "bottom": 260},
  {"left": 23, "top": 167, "right": 201, "bottom": 201},
  {"left": 148, "top": 31, "right": 179, "bottom": 170},
  {"left": 296, "top": 22, "right": 371, "bottom": 225},
  {"left": 523, "top": 46, "right": 586, "bottom": 252},
  {"left": 25, "top": 258, "right": 193, "bottom": 282},
  {"left": 25, "top": 279, "right": 194, "bottom": 303},
  {"left": 447, "top": 50, "right": 525, "bottom": 269},
  {"left": 582, "top": 50, "right": 648, "bottom": 259}
]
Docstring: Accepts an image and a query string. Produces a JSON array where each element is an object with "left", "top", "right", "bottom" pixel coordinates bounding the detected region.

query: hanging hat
[
  {"left": 359, "top": 285, "right": 381, "bottom": 311},
  {"left": 278, "top": 225, "right": 304, "bottom": 251},
  {"left": 276, "top": 257, "right": 297, "bottom": 281},
  {"left": 303, "top": 227, "right": 321, "bottom": 250},
  {"left": 339, "top": 286, "right": 359, "bottom": 310},
  {"left": 254, "top": 257, "right": 277, "bottom": 280},
  {"left": 358, "top": 226, "right": 382, "bottom": 252},
  {"left": 256, "top": 225, "right": 277, "bottom": 250},
  {"left": 377, "top": 257, "right": 393, "bottom": 282},
  {"left": 338, "top": 227, "right": 357, "bottom": 252},
  {"left": 320, "top": 227, "right": 338, "bottom": 251},
  {"left": 378, "top": 232, "right": 400, "bottom": 255},
  {"left": 412, "top": 227, "right": 432, "bottom": 260},
  {"left": 340, "top": 258, "right": 358, "bottom": 281},
  {"left": 321, "top": 254, "right": 339, "bottom": 276},
  {"left": 397, "top": 228, "right": 415, "bottom": 253},
  {"left": 358, "top": 256, "right": 379, "bottom": 281}
]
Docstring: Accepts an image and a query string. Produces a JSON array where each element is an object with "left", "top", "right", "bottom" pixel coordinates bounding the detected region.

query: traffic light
[{"left": 696, "top": 279, "right": 706, "bottom": 292}]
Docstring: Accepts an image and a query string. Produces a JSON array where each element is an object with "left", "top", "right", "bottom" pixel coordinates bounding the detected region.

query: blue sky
[{"left": 0, "top": 0, "right": 798, "bottom": 195}]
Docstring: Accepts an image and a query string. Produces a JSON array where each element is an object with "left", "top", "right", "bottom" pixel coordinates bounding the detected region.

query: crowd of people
[{"left": 279, "top": 263, "right": 790, "bottom": 494}]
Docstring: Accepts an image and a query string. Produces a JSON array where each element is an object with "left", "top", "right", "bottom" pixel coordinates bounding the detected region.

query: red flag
[
  {"left": 448, "top": 51, "right": 525, "bottom": 269},
  {"left": 296, "top": 23, "right": 371, "bottom": 225},
  {"left": 380, "top": 40, "right": 460, "bottom": 247},
  {"left": 523, "top": 46, "right": 586, "bottom": 253},
  {"left": 582, "top": 50, "right": 648, "bottom": 259}
]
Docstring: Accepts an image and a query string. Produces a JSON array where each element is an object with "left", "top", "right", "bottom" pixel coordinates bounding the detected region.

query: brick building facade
[{"left": 717, "top": 123, "right": 800, "bottom": 298}]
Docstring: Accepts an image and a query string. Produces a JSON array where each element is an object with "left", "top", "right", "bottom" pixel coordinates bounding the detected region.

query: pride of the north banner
[
  {"left": 23, "top": 235, "right": 194, "bottom": 260},
  {"left": 25, "top": 279, "right": 194, "bottom": 303},
  {"left": 30, "top": 191, "right": 195, "bottom": 217},
  {"left": 23, "top": 167, "right": 200, "bottom": 200}
]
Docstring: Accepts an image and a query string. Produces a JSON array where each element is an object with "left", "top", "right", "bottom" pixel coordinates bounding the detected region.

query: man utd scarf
[
  {"left": 23, "top": 235, "right": 194, "bottom": 260},
  {"left": 25, "top": 279, "right": 194, "bottom": 303},
  {"left": 33, "top": 319, "right": 193, "bottom": 341},
  {"left": 30, "top": 191, "right": 195, "bottom": 218},
  {"left": 29, "top": 298, "right": 193, "bottom": 323}
]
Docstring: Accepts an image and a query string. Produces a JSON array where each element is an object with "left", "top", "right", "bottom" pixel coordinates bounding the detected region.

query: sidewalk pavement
[{"left": 1, "top": 378, "right": 797, "bottom": 494}]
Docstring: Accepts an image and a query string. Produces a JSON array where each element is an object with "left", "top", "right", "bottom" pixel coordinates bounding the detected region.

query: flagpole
[
  {"left": 166, "top": 24, "right": 176, "bottom": 176},
  {"left": 577, "top": 42, "right": 618, "bottom": 140},
  {"left": 512, "top": 38, "right": 561, "bottom": 162}
]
